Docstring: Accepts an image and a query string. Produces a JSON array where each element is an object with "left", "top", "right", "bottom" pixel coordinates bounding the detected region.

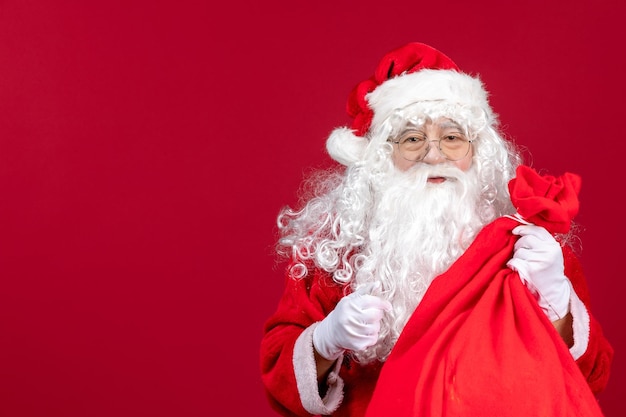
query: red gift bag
[{"left": 364, "top": 166, "right": 603, "bottom": 417}]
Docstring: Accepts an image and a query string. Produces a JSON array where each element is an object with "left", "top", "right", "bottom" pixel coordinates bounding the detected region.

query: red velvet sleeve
[
  {"left": 260, "top": 265, "right": 345, "bottom": 417},
  {"left": 563, "top": 245, "right": 614, "bottom": 394}
]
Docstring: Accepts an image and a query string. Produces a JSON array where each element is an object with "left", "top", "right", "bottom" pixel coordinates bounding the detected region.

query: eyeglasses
[{"left": 389, "top": 131, "right": 473, "bottom": 162}]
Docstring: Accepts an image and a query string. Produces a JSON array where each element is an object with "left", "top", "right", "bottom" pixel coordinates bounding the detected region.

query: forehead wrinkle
[
  {"left": 433, "top": 118, "right": 464, "bottom": 130},
  {"left": 392, "top": 115, "right": 469, "bottom": 140}
]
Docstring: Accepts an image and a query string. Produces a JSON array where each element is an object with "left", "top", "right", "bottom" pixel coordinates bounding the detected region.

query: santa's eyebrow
[
  {"left": 397, "top": 128, "right": 426, "bottom": 137},
  {"left": 438, "top": 120, "right": 464, "bottom": 130}
]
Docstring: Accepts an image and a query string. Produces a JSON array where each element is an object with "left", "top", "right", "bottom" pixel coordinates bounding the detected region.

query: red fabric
[
  {"left": 260, "top": 266, "right": 385, "bottom": 417},
  {"left": 346, "top": 42, "right": 459, "bottom": 136},
  {"left": 260, "top": 246, "right": 612, "bottom": 417},
  {"left": 560, "top": 245, "right": 614, "bottom": 395},
  {"left": 364, "top": 166, "right": 606, "bottom": 417},
  {"left": 260, "top": 250, "right": 613, "bottom": 417},
  {"left": 509, "top": 165, "right": 582, "bottom": 234}
]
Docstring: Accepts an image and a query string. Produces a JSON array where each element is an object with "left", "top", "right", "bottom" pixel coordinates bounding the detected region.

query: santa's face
[{"left": 390, "top": 117, "right": 474, "bottom": 175}]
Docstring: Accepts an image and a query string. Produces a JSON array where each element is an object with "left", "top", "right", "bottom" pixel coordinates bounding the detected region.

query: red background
[{"left": 0, "top": 1, "right": 624, "bottom": 416}]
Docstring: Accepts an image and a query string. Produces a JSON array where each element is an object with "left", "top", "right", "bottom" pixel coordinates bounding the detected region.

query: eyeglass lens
[{"left": 397, "top": 134, "right": 470, "bottom": 161}]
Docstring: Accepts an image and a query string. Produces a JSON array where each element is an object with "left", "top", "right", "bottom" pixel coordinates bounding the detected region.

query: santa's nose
[{"left": 421, "top": 142, "right": 446, "bottom": 164}]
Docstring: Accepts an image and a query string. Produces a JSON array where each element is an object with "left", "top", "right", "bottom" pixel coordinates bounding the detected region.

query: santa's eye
[
  {"left": 442, "top": 135, "right": 461, "bottom": 142},
  {"left": 399, "top": 132, "right": 427, "bottom": 145}
]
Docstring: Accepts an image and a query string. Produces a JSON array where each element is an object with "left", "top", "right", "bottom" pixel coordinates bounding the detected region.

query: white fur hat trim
[
  {"left": 325, "top": 69, "right": 492, "bottom": 166},
  {"left": 367, "top": 69, "right": 493, "bottom": 130}
]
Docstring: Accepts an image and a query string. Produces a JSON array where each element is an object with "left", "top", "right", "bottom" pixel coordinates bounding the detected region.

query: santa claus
[{"left": 260, "top": 42, "right": 613, "bottom": 417}]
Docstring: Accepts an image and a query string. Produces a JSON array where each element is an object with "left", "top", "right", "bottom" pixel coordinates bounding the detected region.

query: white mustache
[{"left": 404, "top": 164, "right": 467, "bottom": 183}]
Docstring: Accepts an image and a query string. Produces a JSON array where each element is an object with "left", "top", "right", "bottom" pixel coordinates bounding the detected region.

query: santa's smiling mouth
[{"left": 427, "top": 176, "right": 448, "bottom": 184}]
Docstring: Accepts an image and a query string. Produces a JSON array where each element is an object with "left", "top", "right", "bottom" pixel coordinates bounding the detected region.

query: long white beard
[{"left": 351, "top": 163, "right": 485, "bottom": 363}]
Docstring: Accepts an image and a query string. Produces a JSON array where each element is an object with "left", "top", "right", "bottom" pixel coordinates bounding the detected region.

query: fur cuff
[
  {"left": 293, "top": 323, "right": 344, "bottom": 415},
  {"left": 568, "top": 287, "right": 590, "bottom": 360}
]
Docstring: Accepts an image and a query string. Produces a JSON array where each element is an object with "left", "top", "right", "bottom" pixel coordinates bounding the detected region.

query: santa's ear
[{"left": 326, "top": 127, "right": 368, "bottom": 166}]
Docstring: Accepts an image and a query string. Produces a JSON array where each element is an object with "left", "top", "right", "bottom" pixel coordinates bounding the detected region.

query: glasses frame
[{"left": 388, "top": 136, "right": 474, "bottom": 162}]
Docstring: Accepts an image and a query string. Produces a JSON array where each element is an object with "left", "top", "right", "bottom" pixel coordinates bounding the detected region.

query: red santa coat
[
  {"left": 260, "top": 247, "right": 612, "bottom": 417},
  {"left": 260, "top": 167, "right": 613, "bottom": 417}
]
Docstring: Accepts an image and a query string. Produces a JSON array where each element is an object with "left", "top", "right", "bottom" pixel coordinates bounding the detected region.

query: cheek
[
  {"left": 392, "top": 152, "right": 414, "bottom": 172},
  {"left": 454, "top": 148, "right": 474, "bottom": 171},
  {"left": 454, "top": 158, "right": 472, "bottom": 172}
]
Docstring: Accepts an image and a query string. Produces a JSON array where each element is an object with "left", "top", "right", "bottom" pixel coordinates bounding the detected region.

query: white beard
[{"left": 351, "top": 163, "right": 486, "bottom": 363}]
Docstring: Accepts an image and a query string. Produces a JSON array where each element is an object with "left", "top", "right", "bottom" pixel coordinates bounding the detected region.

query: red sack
[{"left": 364, "top": 165, "right": 604, "bottom": 417}]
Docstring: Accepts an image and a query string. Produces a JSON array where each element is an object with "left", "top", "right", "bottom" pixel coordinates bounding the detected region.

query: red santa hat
[{"left": 326, "top": 42, "right": 496, "bottom": 165}]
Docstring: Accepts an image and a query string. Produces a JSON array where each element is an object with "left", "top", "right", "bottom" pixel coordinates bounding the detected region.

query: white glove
[
  {"left": 507, "top": 224, "right": 571, "bottom": 321},
  {"left": 313, "top": 282, "right": 392, "bottom": 360}
]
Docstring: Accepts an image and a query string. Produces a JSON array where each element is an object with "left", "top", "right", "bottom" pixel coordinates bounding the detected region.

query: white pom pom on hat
[
  {"left": 325, "top": 42, "right": 494, "bottom": 166},
  {"left": 326, "top": 127, "right": 369, "bottom": 166}
]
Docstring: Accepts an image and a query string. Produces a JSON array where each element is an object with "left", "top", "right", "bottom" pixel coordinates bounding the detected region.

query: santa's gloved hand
[
  {"left": 507, "top": 224, "right": 571, "bottom": 321},
  {"left": 313, "top": 282, "right": 392, "bottom": 361}
]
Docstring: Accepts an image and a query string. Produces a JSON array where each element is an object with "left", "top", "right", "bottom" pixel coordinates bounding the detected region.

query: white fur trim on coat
[
  {"left": 568, "top": 287, "right": 590, "bottom": 360},
  {"left": 293, "top": 323, "right": 344, "bottom": 415}
]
